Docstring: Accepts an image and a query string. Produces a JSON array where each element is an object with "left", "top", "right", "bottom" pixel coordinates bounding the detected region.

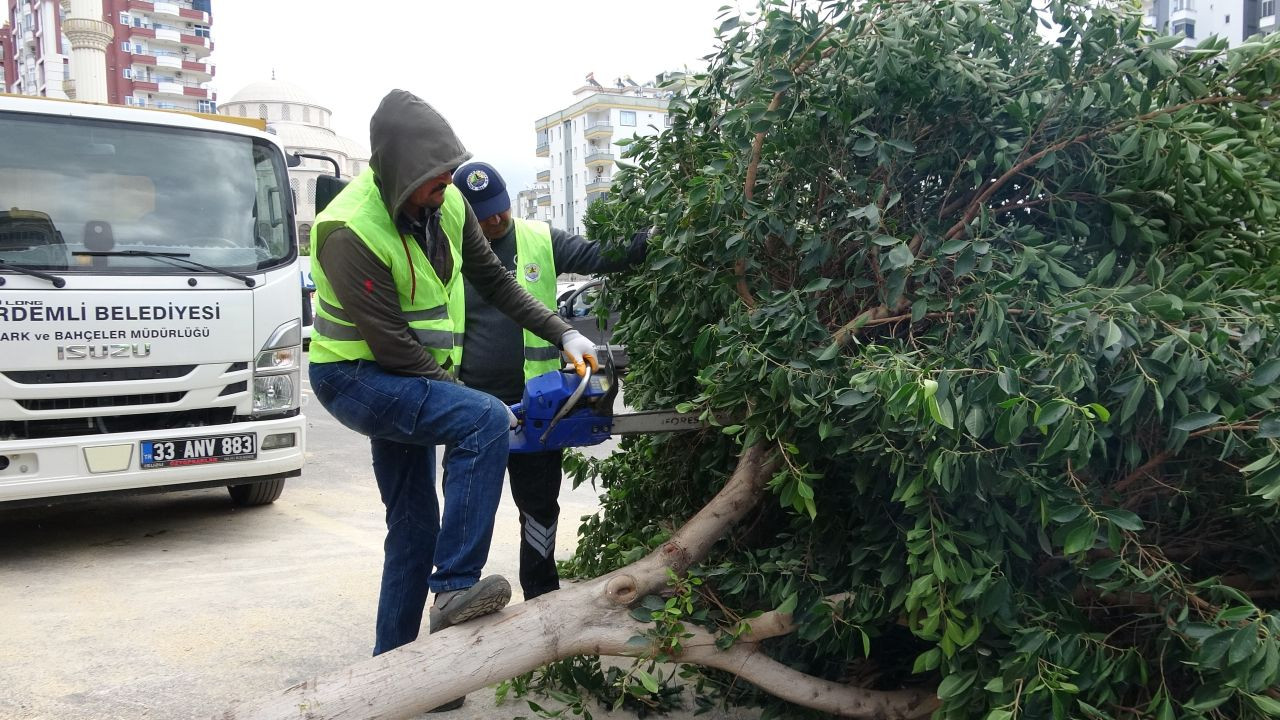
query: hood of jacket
[{"left": 368, "top": 89, "right": 473, "bottom": 221}]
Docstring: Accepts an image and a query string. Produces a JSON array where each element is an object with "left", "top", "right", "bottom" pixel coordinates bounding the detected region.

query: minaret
[{"left": 60, "top": 0, "right": 114, "bottom": 103}]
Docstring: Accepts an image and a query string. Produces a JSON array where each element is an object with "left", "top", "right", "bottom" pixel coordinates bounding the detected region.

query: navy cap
[{"left": 452, "top": 161, "right": 510, "bottom": 220}]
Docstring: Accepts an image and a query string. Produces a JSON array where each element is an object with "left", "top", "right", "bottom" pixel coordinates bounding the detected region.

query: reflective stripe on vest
[
  {"left": 513, "top": 218, "right": 561, "bottom": 381},
  {"left": 308, "top": 169, "right": 466, "bottom": 368}
]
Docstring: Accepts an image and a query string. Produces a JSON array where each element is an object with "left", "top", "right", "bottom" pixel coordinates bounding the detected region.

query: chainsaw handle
[{"left": 540, "top": 364, "right": 592, "bottom": 444}]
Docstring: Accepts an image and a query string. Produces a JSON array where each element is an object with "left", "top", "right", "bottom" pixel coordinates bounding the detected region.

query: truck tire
[{"left": 227, "top": 478, "right": 285, "bottom": 506}]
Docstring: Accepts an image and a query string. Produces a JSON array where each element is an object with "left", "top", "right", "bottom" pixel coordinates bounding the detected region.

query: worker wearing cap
[{"left": 450, "top": 160, "right": 647, "bottom": 600}]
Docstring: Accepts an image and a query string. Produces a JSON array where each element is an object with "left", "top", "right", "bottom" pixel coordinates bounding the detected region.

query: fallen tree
[
  {"left": 226, "top": 1, "right": 1280, "bottom": 718},
  {"left": 222, "top": 447, "right": 936, "bottom": 719}
]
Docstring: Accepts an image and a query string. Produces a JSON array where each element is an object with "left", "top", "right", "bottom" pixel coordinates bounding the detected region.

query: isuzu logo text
[{"left": 56, "top": 343, "right": 152, "bottom": 360}]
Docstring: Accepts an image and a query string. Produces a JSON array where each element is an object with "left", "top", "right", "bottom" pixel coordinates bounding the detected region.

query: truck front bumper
[{"left": 0, "top": 414, "right": 305, "bottom": 504}]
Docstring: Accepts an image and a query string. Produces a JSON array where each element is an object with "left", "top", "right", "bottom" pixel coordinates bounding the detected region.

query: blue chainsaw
[{"left": 507, "top": 348, "right": 703, "bottom": 453}]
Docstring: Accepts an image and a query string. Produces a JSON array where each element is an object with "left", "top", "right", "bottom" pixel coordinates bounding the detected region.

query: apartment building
[
  {"left": 4, "top": 0, "right": 215, "bottom": 112},
  {"left": 533, "top": 77, "right": 670, "bottom": 235},
  {"left": 1143, "top": 0, "right": 1277, "bottom": 46}
]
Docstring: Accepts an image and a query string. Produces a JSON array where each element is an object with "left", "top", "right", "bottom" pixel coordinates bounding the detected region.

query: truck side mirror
[{"left": 315, "top": 176, "right": 349, "bottom": 215}]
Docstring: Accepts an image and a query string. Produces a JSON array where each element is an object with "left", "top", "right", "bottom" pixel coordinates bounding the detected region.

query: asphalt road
[{"left": 0, "top": 363, "right": 652, "bottom": 720}]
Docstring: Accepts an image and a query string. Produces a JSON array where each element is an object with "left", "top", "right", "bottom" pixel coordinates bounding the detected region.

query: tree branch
[
  {"left": 941, "top": 93, "right": 1279, "bottom": 241},
  {"left": 1112, "top": 423, "right": 1261, "bottom": 495},
  {"left": 833, "top": 307, "right": 1026, "bottom": 348},
  {"left": 224, "top": 447, "right": 847, "bottom": 720},
  {"left": 737, "top": 25, "right": 839, "bottom": 309}
]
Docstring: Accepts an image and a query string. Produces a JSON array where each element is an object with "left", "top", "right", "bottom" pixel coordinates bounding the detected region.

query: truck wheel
[{"left": 228, "top": 478, "right": 285, "bottom": 506}]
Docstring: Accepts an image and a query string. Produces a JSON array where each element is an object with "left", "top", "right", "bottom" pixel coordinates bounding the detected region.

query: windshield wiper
[
  {"left": 73, "top": 250, "right": 256, "bottom": 287},
  {"left": 0, "top": 259, "right": 67, "bottom": 288}
]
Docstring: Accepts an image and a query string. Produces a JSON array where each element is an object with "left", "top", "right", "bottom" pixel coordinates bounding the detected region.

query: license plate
[{"left": 140, "top": 433, "right": 256, "bottom": 469}]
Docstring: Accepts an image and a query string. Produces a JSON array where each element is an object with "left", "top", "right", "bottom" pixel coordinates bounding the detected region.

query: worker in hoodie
[
  {"left": 307, "top": 90, "right": 599, "bottom": 661},
  {"left": 450, "top": 160, "right": 646, "bottom": 601}
]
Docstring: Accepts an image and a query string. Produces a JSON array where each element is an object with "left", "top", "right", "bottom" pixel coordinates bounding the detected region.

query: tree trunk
[{"left": 218, "top": 446, "right": 938, "bottom": 720}]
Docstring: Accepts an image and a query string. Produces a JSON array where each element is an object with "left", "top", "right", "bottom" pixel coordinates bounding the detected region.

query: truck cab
[{"left": 0, "top": 96, "right": 306, "bottom": 506}]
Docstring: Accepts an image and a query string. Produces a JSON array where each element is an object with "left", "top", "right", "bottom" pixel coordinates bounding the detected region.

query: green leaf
[
  {"left": 883, "top": 138, "right": 916, "bottom": 153},
  {"left": 1260, "top": 415, "right": 1280, "bottom": 439},
  {"left": 936, "top": 672, "right": 976, "bottom": 700},
  {"left": 1102, "top": 320, "right": 1122, "bottom": 349},
  {"left": 928, "top": 396, "right": 955, "bottom": 430},
  {"left": 1251, "top": 359, "right": 1280, "bottom": 387},
  {"left": 777, "top": 592, "right": 798, "bottom": 615},
  {"left": 816, "top": 342, "right": 841, "bottom": 361},
  {"left": 1101, "top": 508, "right": 1144, "bottom": 532},
  {"left": 883, "top": 243, "right": 915, "bottom": 271},
  {"left": 1174, "top": 412, "right": 1222, "bottom": 432},
  {"left": 939, "top": 239, "right": 968, "bottom": 255},
  {"left": 634, "top": 668, "right": 661, "bottom": 694},
  {"left": 834, "top": 390, "right": 870, "bottom": 406},
  {"left": 1063, "top": 520, "right": 1096, "bottom": 555},
  {"left": 1249, "top": 695, "right": 1280, "bottom": 717}
]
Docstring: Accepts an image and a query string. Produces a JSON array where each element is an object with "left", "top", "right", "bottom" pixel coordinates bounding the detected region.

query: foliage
[{"left": 568, "top": 0, "right": 1280, "bottom": 717}]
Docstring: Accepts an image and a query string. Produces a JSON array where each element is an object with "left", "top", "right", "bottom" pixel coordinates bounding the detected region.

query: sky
[{"left": 211, "top": 0, "right": 742, "bottom": 196}]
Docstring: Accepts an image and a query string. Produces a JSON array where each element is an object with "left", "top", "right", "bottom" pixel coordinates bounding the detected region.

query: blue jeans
[{"left": 309, "top": 360, "right": 510, "bottom": 655}]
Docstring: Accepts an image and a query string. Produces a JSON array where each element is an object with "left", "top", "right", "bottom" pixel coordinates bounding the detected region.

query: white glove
[
  {"left": 560, "top": 330, "right": 599, "bottom": 376},
  {"left": 506, "top": 405, "right": 519, "bottom": 429}
]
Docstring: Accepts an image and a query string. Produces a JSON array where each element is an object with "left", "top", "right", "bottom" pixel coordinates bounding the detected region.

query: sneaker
[
  {"left": 424, "top": 576, "right": 512, "bottom": 713},
  {"left": 428, "top": 575, "right": 512, "bottom": 633}
]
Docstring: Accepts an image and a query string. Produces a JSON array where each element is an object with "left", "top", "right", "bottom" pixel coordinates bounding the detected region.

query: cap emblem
[{"left": 466, "top": 169, "right": 490, "bottom": 192}]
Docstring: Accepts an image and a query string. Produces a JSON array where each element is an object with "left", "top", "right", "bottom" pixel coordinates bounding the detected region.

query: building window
[
  {"left": 237, "top": 105, "right": 246, "bottom": 117},
  {"left": 1263, "top": 0, "right": 1275, "bottom": 17},
  {"left": 122, "top": 68, "right": 133, "bottom": 79},
  {"left": 290, "top": 178, "right": 300, "bottom": 206},
  {"left": 121, "top": 41, "right": 131, "bottom": 52},
  {"left": 258, "top": 104, "right": 268, "bottom": 119},
  {"left": 303, "top": 106, "right": 311, "bottom": 122},
  {"left": 1173, "top": 20, "right": 1195, "bottom": 37},
  {"left": 620, "top": 110, "right": 636, "bottom": 126},
  {"left": 307, "top": 179, "right": 317, "bottom": 205},
  {"left": 298, "top": 223, "right": 312, "bottom": 248},
  {"left": 281, "top": 105, "right": 291, "bottom": 121},
  {"left": 664, "top": 114, "right": 673, "bottom": 127},
  {"left": 119, "top": 11, "right": 129, "bottom": 24},
  {"left": 197, "top": 100, "right": 215, "bottom": 113},
  {"left": 1173, "top": 0, "right": 1193, "bottom": 9}
]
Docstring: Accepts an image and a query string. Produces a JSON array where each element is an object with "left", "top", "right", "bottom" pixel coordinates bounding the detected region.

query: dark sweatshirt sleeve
[
  {"left": 317, "top": 228, "right": 453, "bottom": 380},
  {"left": 458, "top": 204, "right": 573, "bottom": 345},
  {"left": 551, "top": 227, "right": 648, "bottom": 274}
]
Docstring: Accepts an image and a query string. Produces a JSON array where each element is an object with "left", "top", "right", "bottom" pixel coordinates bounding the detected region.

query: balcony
[
  {"left": 584, "top": 148, "right": 614, "bottom": 167},
  {"left": 535, "top": 140, "right": 549, "bottom": 157},
  {"left": 536, "top": 169, "right": 550, "bottom": 183},
  {"left": 584, "top": 121, "right": 613, "bottom": 139},
  {"left": 585, "top": 176, "right": 612, "bottom": 193},
  {"left": 537, "top": 193, "right": 551, "bottom": 206}
]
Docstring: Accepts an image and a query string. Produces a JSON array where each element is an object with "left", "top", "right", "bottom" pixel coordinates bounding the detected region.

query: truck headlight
[
  {"left": 253, "top": 319, "right": 302, "bottom": 417},
  {"left": 254, "top": 374, "right": 294, "bottom": 413}
]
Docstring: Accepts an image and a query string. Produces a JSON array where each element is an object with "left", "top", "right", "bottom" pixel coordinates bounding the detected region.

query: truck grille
[
  {"left": 2, "top": 365, "right": 196, "bottom": 384},
  {"left": 16, "top": 392, "right": 186, "bottom": 411},
  {"left": 0, "top": 407, "right": 238, "bottom": 440}
]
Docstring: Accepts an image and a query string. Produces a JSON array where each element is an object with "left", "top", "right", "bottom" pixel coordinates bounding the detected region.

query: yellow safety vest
[
  {"left": 512, "top": 218, "right": 561, "bottom": 380},
  {"left": 308, "top": 169, "right": 465, "bottom": 368}
]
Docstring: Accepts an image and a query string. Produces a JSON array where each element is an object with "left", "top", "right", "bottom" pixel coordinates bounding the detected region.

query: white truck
[{"left": 0, "top": 96, "right": 306, "bottom": 507}]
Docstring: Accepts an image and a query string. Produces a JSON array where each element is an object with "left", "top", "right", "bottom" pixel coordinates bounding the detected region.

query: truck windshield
[{"left": 0, "top": 111, "right": 293, "bottom": 274}]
